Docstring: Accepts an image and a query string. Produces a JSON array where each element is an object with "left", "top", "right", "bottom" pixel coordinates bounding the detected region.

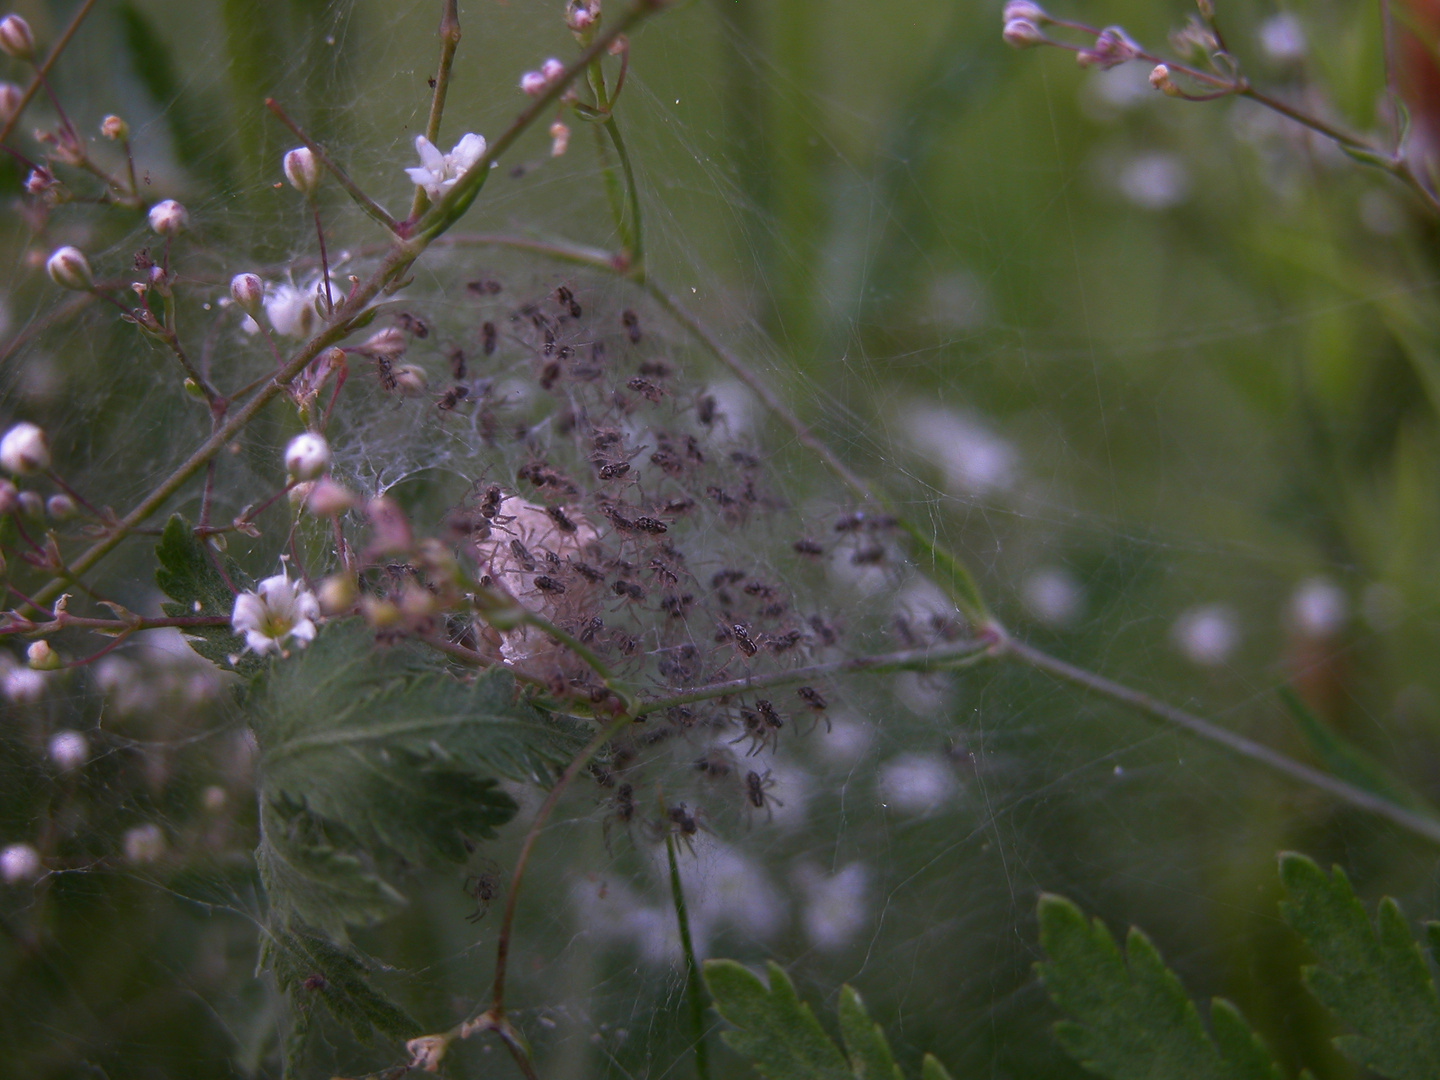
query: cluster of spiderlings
[{"left": 325, "top": 270, "right": 870, "bottom": 839}]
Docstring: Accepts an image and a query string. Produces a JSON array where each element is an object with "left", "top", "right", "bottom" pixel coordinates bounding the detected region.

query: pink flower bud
[
  {"left": 284, "top": 432, "right": 331, "bottom": 480},
  {"left": 1002, "top": 0, "right": 1048, "bottom": 23},
  {"left": 283, "top": 146, "right": 320, "bottom": 195},
  {"left": 520, "top": 70, "right": 547, "bottom": 96},
  {"left": 306, "top": 477, "right": 356, "bottom": 516},
  {"left": 1002, "top": 18, "right": 1046, "bottom": 48},
  {"left": 0, "top": 81, "right": 21, "bottom": 123},
  {"left": 541, "top": 57, "right": 565, "bottom": 82},
  {"left": 550, "top": 121, "right": 571, "bottom": 157},
  {"left": 148, "top": 199, "right": 188, "bottom": 236},
  {"left": 100, "top": 114, "right": 128, "bottom": 140},
  {"left": 230, "top": 273, "right": 264, "bottom": 318},
  {"left": 0, "top": 14, "right": 35, "bottom": 61},
  {"left": 45, "top": 245, "right": 92, "bottom": 291}
]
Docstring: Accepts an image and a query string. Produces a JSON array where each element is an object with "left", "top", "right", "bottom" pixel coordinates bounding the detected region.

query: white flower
[
  {"left": 405, "top": 133, "right": 486, "bottom": 199},
  {"left": 123, "top": 823, "right": 165, "bottom": 864},
  {"left": 231, "top": 574, "right": 320, "bottom": 655},
  {"left": 0, "top": 421, "right": 49, "bottom": 474},
  {"left": 284, "top": 432, "right": 330, "bottom": 480},
  {"left": 48, "top": 730, "right": 88, "bottom": 771},
  {"left": 1, "top": 843, "right": 41, "bottom": 884},
  {"left": 262, "top": 282, "right": 316, "bottom": 338}
]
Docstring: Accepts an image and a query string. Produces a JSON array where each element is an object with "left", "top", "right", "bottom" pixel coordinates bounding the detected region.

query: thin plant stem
[
  {"left": 408, "top": 0, "right": 462, "bottom": 222},
  {"left": 1000, "top": 635, "right": 1440, "bottom": 844},
  {"left": 638, "top": 638, "right": 994, "bottom": 714},
  {"left": 311, "top": 202, "right": 334, "bottom": 313},
  {"left": 603, "top": 116, "right": 644, "bottom": 274},
  {"left": 264, "top": 98, "right": 400, "bottom": 233},
  {"left": 592, "top": 120, "right": 631, "bottom": 257},
  {"left": 0, "top": 0, "right": 99, "bottom": 146},
  {"left": 664, "top": 828, "right": 710, "bottom": 1080},
  {"left": 487, "top": 713, "right": 635, "bottom": 1017}
]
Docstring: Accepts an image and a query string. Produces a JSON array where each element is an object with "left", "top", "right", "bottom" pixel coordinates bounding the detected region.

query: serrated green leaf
[
  {"left": 260, "top": 923, "right": 419, "bottom": 1044},
  {"left": 154, "top": 514, "right": 260, "bottom": 677},
  {"left": 1278, "top": 688, "right": 1438, "bottom": 818},
  {"left": 1278, "top": 852, "right": 1440, "bottom": 1079},
  {"left": 838, "top": 985, "right": 904, "bottom": 1080},
  {"left": 1036, "top": 893, "right": 1282, "bottom": 1080},
  {"left": 253, "top": 621, "right": 588, "bottom": 934},
  {"left": 703, "top": 960, "right": 852, "bottom": 1080}
]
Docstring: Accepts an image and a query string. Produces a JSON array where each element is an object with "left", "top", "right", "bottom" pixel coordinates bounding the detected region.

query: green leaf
[
  {"left": 838, "top": 985, "right": 904, "bottom": 1080},
  {"left": 252, "top": 621, "right": 587, "bottom": 934},
  {"left": 1278, "top": 688, "right": 1439, "bottom": 817},
  {"left": 154, "top": 514, "right": 261, "bottom": 678},
  {"left": 260, "top": 923, "right": 419, "bottom": 1044},
  {"left": 1278, "top": 852, "right": 1440, "bottom": 1079},
  {"left": 704, "top": 960, "right": 957, "bottom": 1080},
  {"left": 703, "top": 960, "right": 852, "bottom": 1080},
  {"left": 1036, "top": 893, "right": 1282, "bottom": 1080}
]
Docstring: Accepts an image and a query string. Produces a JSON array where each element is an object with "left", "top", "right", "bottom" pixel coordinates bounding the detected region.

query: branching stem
[{"left": 409, "top": 0, "right": 461, "bottom": 222}]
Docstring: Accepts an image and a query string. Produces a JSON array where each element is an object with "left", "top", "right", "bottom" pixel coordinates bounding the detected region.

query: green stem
[
  {"left": 603, "top": 116, "right": 644, "bottom": 275},
  {"left": 592, "top": 120, "right": 632, "bottom": 259},
  {"left": 665, "top": 829, "right": 710, "bottom": 1080},
  {"left": 409, "top": 0, "right": 462, "bottom": 222},
  {"left": 265, "top": 98, "right": 400, "bottom": 232}
]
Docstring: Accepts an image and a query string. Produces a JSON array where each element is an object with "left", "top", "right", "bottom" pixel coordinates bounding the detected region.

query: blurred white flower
[
  {"left": 900, "top": 402, "right": 1017, "bottom": 496},
  {"left": 1, "top": 421, "right": 49, "bottom": 474},
  {"left": 123, "top": 823, "right": 166, "bottom": 864},
  {"left": 1, "top": 843, "right": 41, "bottom": 884},
  {"left": 262, "top": 282, "right": 317, "bottom": 339},
  {"left": 1289, "top": 577, "right": 1347, "bottom": 638},
  {"left": 1021, "top": 566, "right": 1084, "bottom": 628},
  {"left": 48, "top": 730, "right": 88, "bottom": 772},
  {"left": 231, "top": 574, "right": 320, "bottom": 655},
  {"left": 2, "top": 666, "right": 46, "bottom": 703},
  {"left": 877, "top": 753, "right": 957, "bottom": 815},
  {"left": 284, "top": 432, "right": 331, "bottom": 480},
  {"left": 795, "top": 862, "right": 870, "bottom": 951},
  {"left": 818, "top": 716, "right": 873, "bottom": 767},
  {"left": 1117, "top": 152, "right": 1190, "bottom": 210},
  {"left": 1172, "top": 603, "right": 1238, "bottom": 666},
  {"left": 406, "top": 133, "right": 487, "bottom": 199},
  {"left": 1259, "top": 13, "right": 1305, "bottom": 62}
]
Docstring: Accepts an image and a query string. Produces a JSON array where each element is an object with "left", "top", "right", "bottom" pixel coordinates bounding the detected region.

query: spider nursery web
[{"left": 3, "top": 0, "right": 1438, "bottom": 1078}]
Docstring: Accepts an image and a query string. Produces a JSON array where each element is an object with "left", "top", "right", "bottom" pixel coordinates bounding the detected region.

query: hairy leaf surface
[
  {"left": 1279, "top": 852, "right": 1440, "bottom": 1079},
  {"left": 252, "top": 621, "right": 588, "bottom": 933},
  {"left": 1036, "top": 893, "right": 1282, "bottom": 1080},
  {"left": 154, "top": 514, "right": 261, "bottom": 677}
]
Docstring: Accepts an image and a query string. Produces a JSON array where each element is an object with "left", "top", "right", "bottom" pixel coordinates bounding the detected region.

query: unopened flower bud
[
  {"left": 284, "top": 432, "right": 331, "bottom": 480},
  {"left": 1002, "top": 18, "right": 1046, "bottom": 48},
  {"left": 100, "top": 114, "right": 128, "bottom": 140},
  {"left": 0, "top": 14, "right": 35, "bottom": 61},
  {"left": 365, "top": 496, "right": 413, "bottom": 554},
  {"left": 147, "top": 199, "right": 188, "bottom": 236},
  {"left": 520, "top": 70, "right": 547, "bottom": 96},
  {"left": 550, "top": 121, "right": 571, "bottom": 157},
  {"left": 283, "top": 146, "right": 320, "bottom": 196},
  {"left": 306, "top": 477, "right": 355, "bottom": 516},
  {"left": 1149, "top": 63, "right": 1180, "bottom": 95},
  {"left": 1077, "top": 26, "right": 1141, "bottom": 69},
  {"left": 0, "top": 421, "right": 49, "bottom": 474},
  {"left": 25, "top": 166, "right": 54, "bottom": 196},
  {"left": 0, "top": 81, "right": 21, "bottom": 123},
  {"left": 45, "top": 493, "right": 76, "bottom": 519},
  {"left": 566, "top": 0, "right": 599, "bottom": 34},
  {"left": 1002, "top": 0, "right": 1049, "bottom": 23},
  {"left": 0, "top": 479, "right": 17, "bottom": 513},
  {"left": 1, "top": 843, "right": 41, "bottom": 884},
  {"left": 393, "top": 364, "right": 427, "bottom": 394},
  {"left": 541, "top": 57, "right": 565, "bottom": 83},
  {"left": 16, "top": 490, "right": 41, "bottom": 517},
  {"left": 318, "top": 573, "right": 358, "bottom": 615},
  {"left": 360, "top": 594, "right": 402, "bottom": 629},
  {"left": 45, "top": 245, "right": 93, "bottom": 291},
  {"left": 230, "top": 273, "right": 264, "bottom": 318},
  {"left": 27, "top": 640, "right": 60, "bottom": 671},
  {"left": 360, "top": 326, "right": 407, "bottom": 359},
  {"left": 47, "top": 729, "right": 87, "bottom": 770}
]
